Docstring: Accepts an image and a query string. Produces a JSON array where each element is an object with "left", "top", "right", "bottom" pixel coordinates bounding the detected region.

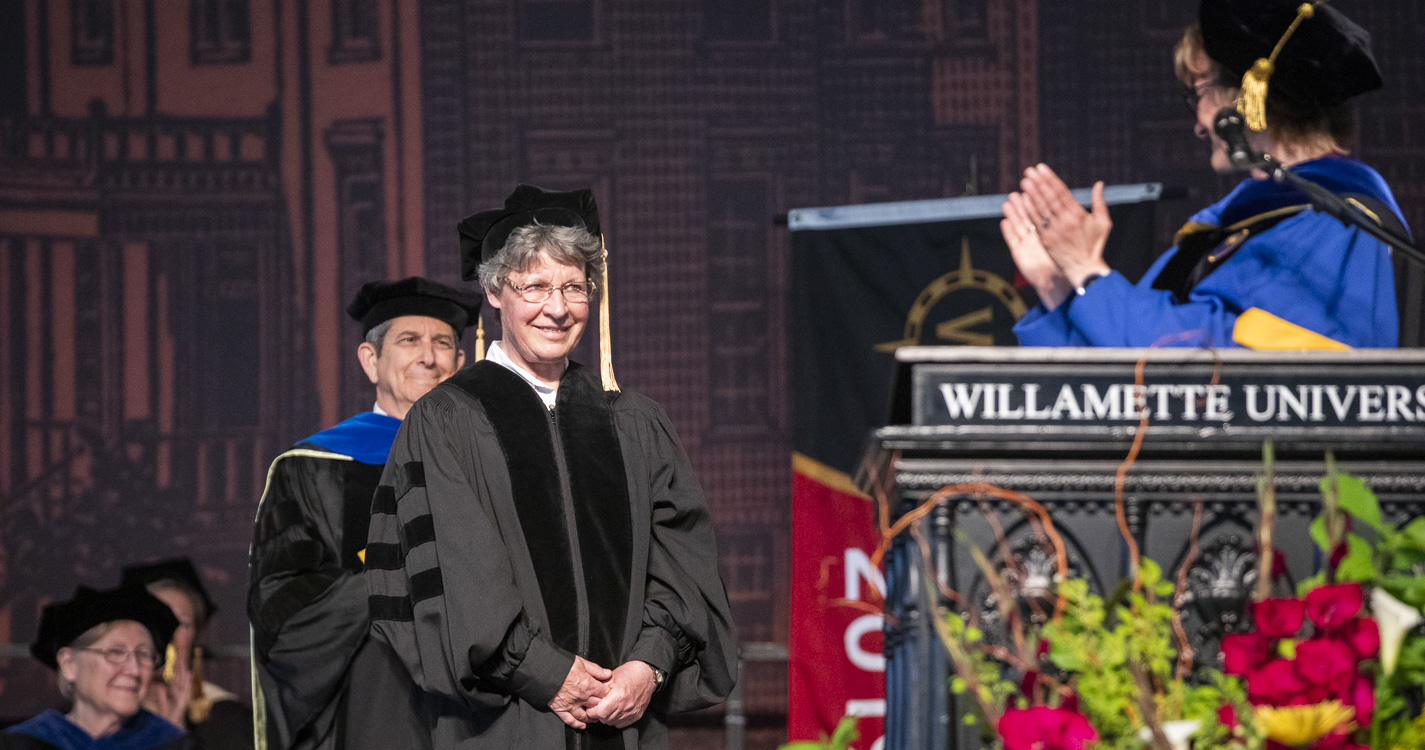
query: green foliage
[
  {"left": 1039, "top": 560, "right": 1228, "bottom": 750},
  {"left": 942, "top": 611, "right": 1019, "bottom": 720},
  {"left": 1324, "top": 473, "right": 1384, "bottom": 532},
  {"left": 780, "top": 716, "right": 859, "bottom": 750}
]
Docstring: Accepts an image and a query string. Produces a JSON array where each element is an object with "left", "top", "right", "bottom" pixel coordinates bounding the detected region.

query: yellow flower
[{"left": 1253, "top": 701, "right": 1355, "bottom": 747}]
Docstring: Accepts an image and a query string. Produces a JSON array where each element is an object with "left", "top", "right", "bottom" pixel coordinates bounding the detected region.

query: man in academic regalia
[
  {"left": 365, "top": 186, "right": 738, "bottom": 749},
  {"left": 248, "top": 278, "right": 480, "bottom": 750},
  {"left": 1002, "top": 0, "right": 1406, "bottom": 349}
]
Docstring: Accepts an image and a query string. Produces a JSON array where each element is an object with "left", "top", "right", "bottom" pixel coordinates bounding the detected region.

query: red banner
[{"left": 788, "top": 455, "right": 885, "bottom": 750}]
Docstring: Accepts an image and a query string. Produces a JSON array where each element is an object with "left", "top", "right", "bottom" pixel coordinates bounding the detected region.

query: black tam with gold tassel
[{"left": 1198, "top": 0, "right": 1382, "bottom": 131}]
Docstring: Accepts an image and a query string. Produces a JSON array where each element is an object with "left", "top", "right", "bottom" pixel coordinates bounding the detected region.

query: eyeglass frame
[
  {"left": 504, "top": 278, "right": 597, "bottom": 304},
  {"left": 73, "top": 646, "right": 161, "bottom": 666},
  {"left": 1181, "top": 80, "right": 1222, "bottom": 115}
]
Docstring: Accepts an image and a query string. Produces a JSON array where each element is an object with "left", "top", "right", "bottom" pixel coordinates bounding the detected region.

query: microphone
[{"left": 1213, "top": 107, "right": 1264, "bottom": 171}]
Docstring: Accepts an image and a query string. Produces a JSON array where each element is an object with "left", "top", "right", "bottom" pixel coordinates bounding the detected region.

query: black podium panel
[{"left": 861, "top": 347, "right": 1425, "bottom": 750}]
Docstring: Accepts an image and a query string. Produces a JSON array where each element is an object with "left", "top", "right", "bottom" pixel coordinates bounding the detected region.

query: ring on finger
[{"left": 1026, "top": 224, "right": 1037, "bottom": 233}]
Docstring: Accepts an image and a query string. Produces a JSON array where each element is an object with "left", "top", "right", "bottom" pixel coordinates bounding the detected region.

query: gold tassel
[
  {"left": 163, "top": 643, "right": 177, "bottom": 683},
  {"left": 186, "top": 646, "right": 212, "bottom": 724},
  {"left": 473, "top": 314, "right": 486, "bottom": 362},
  {"left": 1237, "top": 2, "right": 1318, "bottom": 131},
  {"left": 598, "top": 237, "right": 619, "bottom": 392}
]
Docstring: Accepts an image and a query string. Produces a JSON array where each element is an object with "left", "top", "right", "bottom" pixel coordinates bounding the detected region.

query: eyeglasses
[
  {"left": 1181, "top": 81, "right": 1219, "bottom": 115},
  {"left": 75, "top": 647, "right": 160, "bottom": 666},
  {"left": 505, "top": 279, "right": 595, "bottom": 305}
]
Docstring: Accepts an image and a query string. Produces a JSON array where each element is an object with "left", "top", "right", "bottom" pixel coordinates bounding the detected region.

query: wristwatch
[
  {"left": 1075, "top": 271, "right": 1108, "bottom": 296},
  {"left": 641, "top": 661, "right": 667, "bottom": 691}
]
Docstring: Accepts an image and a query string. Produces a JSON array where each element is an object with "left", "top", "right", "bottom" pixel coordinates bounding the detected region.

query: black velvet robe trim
[
  {"left": 453, "top": 362, "right": 579, "bottom": 653},
  {"left": 554, "top": 365, "right": 634, "bottom": 671}
]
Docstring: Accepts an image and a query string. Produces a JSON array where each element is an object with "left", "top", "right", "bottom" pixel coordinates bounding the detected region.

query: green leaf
[
  {"left": 1140, "top": 558, "right": 1163, "bottom": 588},
  {"left": 963, "top": 714, "right": 978, "bottom": 727},
  {"left": 1335, "top": 533, "right": 1376, "bottom": 582},
  {"left": 1154, "top": 580, "right": 1175, "bottom": 598},
  {"left": 828, "top": 716, "right": 859, "bottom": 749},
  {"left": 965, "top": 627, "right": 983, "bottom": 643},
  {"left": 1309, "top": 515, "right": 1329, "bottom": 552},
  {"left": 780, "top": 743, "right": 827, "bottom": 750},
  {"left": 1327, "top": 473, "right": 1384, "bottom": 532},
  {"left": 950, "top": 677, "right": 967, "bottom": 694},
  {"left": 1049, "top": 638, "right": 1086, "bottom": 671},
  {"left": 1401, "top": 517, "right": 1425, "bottom": 549}
]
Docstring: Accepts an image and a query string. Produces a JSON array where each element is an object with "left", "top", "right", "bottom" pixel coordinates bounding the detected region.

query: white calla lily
[
  {"left": 1372, "top": 588, "right": 1423, "bottom": 676},
  {"left": 1137, "top": 719, "right": 1201, "bottom": 750}
]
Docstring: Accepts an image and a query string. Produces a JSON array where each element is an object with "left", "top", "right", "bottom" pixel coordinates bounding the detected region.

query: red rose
[
  {"left": 1285, "top": 683, "right": 1334, "bottom": 706},
  {"left": 1339, "top": 617, "right": 1380, "bottom": 660},
  {"left": 1248, "top": 659, "right": 1310, "bottom": 705},
  {"left": 998, "top": 706, "right": 1098, "bottom": 750},
  {"left": 1307, "top": 584, "right": 1365, "bottom": 633},
  {"left": 1218, "top": 704, "right": 1239, "bottom": 730},
  {"left": 1347, "top": 675, "right": 1374, "bottom": 727},
  {"left": 1295, "top": 638, "right": 1357, "bottom": 686},
  {"left": 1254, "top": 598, "right": 1307, "bottom": 639},
  {"left": 1222, "top": 632, "right": 1273, "bottom": 675}
]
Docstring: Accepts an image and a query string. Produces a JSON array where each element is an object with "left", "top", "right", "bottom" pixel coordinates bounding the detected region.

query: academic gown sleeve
[
  {"left": 1014, "top": 209, "right": 1397, "bottom": 349},
  {"left": 364, "top": 388, "right": 576, "bottom": 714},
  {"left": 248, "top": 453, "right": 372, "bottom": 744},
  {"left": 617, "top": 396, "right": 738, "bottom": 714}
]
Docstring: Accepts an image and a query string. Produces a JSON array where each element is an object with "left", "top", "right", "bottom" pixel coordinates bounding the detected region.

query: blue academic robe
[
  {"left": 1014, "top": 156, "right": 1404, "bottom": 348},
  {"left": 2, "top": 709, "right": 186, "bottom": 750}
]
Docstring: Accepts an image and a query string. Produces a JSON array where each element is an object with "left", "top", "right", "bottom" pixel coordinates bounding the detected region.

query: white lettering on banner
[
  {"left": 931, "top": 382, "right": 1424, "bottom": 423},
  {"left": 844, "top": 614, "right": 886, "bottom": 671},
  {"left": 844, "top": 548, "right": 886, "bottom": 602},
  {"left": 845, "top": 699, "right": 886, "bottom": 717}
]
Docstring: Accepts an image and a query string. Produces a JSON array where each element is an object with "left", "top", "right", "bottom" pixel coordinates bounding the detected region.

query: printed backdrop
[{"left": 2, "top": 0, "right": 1424, "bottom": 745}]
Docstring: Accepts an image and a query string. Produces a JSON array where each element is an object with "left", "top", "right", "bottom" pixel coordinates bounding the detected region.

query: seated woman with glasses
[
  {"left": 122, "top": 559, "right": 252, "bottom": 750},
  {"left": 3, "top": 585, "right": 187, "bottom": 750},
  {"left": 1003, "top": 0, "right": 1406, "bottom": 350}
]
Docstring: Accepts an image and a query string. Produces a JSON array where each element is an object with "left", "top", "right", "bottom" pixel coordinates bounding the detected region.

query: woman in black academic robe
[{"left": 2, "top": 585, "right": 190, "bottom": 750}]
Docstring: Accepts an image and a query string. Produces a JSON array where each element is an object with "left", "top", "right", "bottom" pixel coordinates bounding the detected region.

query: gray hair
[
  {"left": 56, "top": 621, "right": 121, "bottom": 702},
  {"left": 476, "top": 222, "right": 604, "bottom": 296},
  {"left": 364, "top": 319, "right": 394, "bottom": 355}
]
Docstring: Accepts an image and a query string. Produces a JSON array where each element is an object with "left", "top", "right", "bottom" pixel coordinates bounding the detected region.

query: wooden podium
[{"left": 860, "top": 346, "right": 1425, "bottom": 750}]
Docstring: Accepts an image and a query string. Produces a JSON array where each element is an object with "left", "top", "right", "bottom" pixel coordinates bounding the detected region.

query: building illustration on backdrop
[{"left": 2, "top": 0, "right": 1423, "bottom": 739}]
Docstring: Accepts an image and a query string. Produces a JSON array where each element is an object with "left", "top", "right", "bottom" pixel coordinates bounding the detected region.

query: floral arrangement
[{"left": 855, "top": 444, "right": 1425, "bottom": 750}]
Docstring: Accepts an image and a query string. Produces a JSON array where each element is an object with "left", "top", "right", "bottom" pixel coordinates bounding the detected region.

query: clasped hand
[
  {"left": 999, "top": 163, "right": 1113, "bottom": 311},
  {"left": 549, "top": 656, "right": 658, "bottom": 730}
]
